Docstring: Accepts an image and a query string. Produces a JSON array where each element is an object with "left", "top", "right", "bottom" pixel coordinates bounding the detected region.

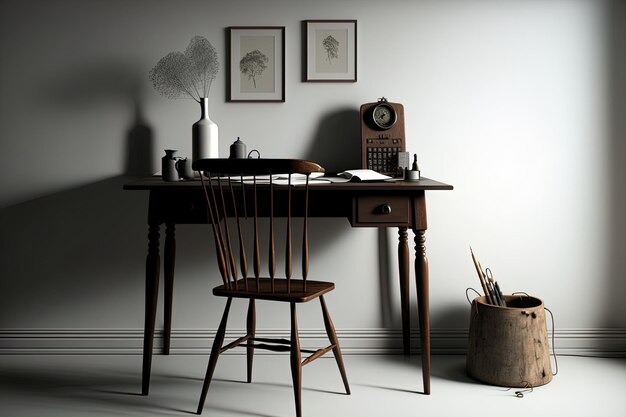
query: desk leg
[
  {"left": 142, "top": 223, "right": 161, "bottom": 395},
  {"left": 163, "top": 223, "right": 175, "bottom": 355},
  {"left": 414, "top": 229, "right": 431, "bottom": 394},
  {"left": 397, "top": 227, "right": 411, "bottom": 355}
]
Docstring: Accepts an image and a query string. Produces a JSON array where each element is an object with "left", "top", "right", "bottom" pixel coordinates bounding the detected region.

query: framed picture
[
  {"left": 305, "top": 20, "right": 357, "bottom": 82},
  {"left": 229, "top": 26, "right": 285, "bottom": 102}
]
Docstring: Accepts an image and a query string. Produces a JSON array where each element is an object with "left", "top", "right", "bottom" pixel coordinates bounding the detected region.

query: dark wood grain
[
  {"left": 268, "top": 178, "right": 275, "bottom": 292},
  {"left": 231, "top": 178, "right": 247, "bottom": 284},
  {"left": 302, "top": 177, "right": 309, "bottom": 292},
  {"left": 320, "top": 295, "right": 351, "bottom": 395},
  {"left": 253, "top": 177, "right": 260, "bottom": 286},
  {"left": 414, "top": 230, "right": 430, "bottom": 394},
  {"left": 218, "top": 177, "right": 238, "bottom": 286},
  {"left": 398, "top": 227, "right": 410, "bottom": 355},
  {"left": 286, "top": 176, "right": 292, "bottom": 292},
  {"left": 197, "top": 297, "right": 232, "bottom": 414},
  {"left": 124, "top": 176, "right": 453, "bottom": 192},
  {"left": 192, "top": 158, "right": 324, "bottom": 176},
  {"left": 360, "top": 101, "right": 406, "bottom": 176},
  {"left": 214, "top": 278, "right": 334, "bottom": 303},
  {"left": 192, "top": 160, "right": 352, "bottom": 416},
  {"left": 141, "top": 223, "right": 160, "bottom": 396},
  {"left": 246, "top": 299, "right": 255, "bottom": 383},
  {"left": 126, "top": 167, "right": 452, "bottom": 398},
  {"left": 163, "top": 223, "right": 175, "bottom": 355},
  {"left": 290, "top": 302, "right": 302, "bottom": 417}
]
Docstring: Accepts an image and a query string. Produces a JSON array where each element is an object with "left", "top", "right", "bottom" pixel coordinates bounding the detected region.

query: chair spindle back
[{"left": 193, "top": 159, "right": 324, "bottom": 294}]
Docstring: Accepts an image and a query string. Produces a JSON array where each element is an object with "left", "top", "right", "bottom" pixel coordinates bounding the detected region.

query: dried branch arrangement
[{"left": 149, "top": 36, "right": 219, "bottom": 103}]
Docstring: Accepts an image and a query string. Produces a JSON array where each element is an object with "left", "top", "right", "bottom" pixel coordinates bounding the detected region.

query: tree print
[
  {"left": 240, "top": 49, "right": 269, "bottom": 88},
  {"left": 322, "top": 35, "right": 339, "bottom": 64}
]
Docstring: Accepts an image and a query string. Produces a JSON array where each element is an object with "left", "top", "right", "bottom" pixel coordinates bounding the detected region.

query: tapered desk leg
[
  {"left": 142, "top": 223, "right": 161, "bottom": 395},
  {"left": 397, "top": 227, "right": 411, "bottom": 355},
  {"left": 414, "top": 229, "right": 431, "bottom": 394},
  {"left": 163, "top": 223, "right": 175, "bottom": 355}
]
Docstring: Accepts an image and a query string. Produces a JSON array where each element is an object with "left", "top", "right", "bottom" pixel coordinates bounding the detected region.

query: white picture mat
[
  {"left": 230, "top": 27, "right": 284, "bottom": 101},
  {"left": 307, "top": 21, "right": 356, "bottom": 81}
]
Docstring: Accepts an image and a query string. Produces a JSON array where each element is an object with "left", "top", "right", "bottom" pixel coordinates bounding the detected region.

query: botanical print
[
  {"left": 315, "top": 29, "right": 348, "bottom": 73},
  {"left": 239, "top": 36, "right": 275, "bottom": 93},
  {"left": 240, "top": 50, "right": 268, "bottom": 89},
  {"left": 322, "top": 35, "right": 339, "bottom": 63}
]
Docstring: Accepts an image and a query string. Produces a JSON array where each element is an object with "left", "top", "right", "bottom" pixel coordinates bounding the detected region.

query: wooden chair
[{"left": 192, "top": 158, "right": 350, "bottom": 417}]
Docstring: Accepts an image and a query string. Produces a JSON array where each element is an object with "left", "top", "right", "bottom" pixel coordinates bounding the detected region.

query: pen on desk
[{"left": 470, "top": 247, "right": 493, "bottom": 304}]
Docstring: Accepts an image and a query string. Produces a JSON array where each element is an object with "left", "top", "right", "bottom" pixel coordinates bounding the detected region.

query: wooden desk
[{"left": 124, "top": 177, "right": 452, "bottom": 395}]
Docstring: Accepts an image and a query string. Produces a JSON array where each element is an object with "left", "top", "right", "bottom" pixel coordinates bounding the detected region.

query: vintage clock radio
[{"left": 360, "top": 97, "right": 406, "bottom": 176}]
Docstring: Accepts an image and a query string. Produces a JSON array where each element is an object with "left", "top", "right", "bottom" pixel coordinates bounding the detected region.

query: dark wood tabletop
[{"left": 123, "top": 176, "right": 453, "bottom": 191}]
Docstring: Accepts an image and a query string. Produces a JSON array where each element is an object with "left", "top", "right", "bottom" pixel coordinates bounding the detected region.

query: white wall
[{"left": 1, "top": 0, "right": 624, "bottom": 353}]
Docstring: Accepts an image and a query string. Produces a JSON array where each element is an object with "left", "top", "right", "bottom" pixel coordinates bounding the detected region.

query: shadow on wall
[
  {"left": 0, "top": 176, "right": 149, "bottom": 328},
  {"left": 377, "top": 228, "right": 397, "bottom": 328},
  {"left": 42, "top": 61, "right": 155, "bottom": 178},
  {"left": 430, "top": 304, "right": 472, "bottom": 330},
  {"left": 0, "top": 60, "right": 157, "bottom": 327},
  {"left": 126, "top": 99, "right": 154, "bottom": 177},
  {"left": 606, "top": 0, "right": 626, "bottom": 329},
  {"left": 304, "top": 108, "right": 361, "bottom": 173},
  {"left": 304, "top": 109, "right": 406, "bottom": 330}
]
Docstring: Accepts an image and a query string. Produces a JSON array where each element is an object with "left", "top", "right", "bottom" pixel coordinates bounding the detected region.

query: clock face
[{"left": 372, "top": 103, "right": 397, "bottom": 130}]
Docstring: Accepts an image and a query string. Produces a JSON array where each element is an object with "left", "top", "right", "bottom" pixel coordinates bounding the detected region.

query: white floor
[{"left": 1, "top": 354, "right": 624, "bottom": 417}]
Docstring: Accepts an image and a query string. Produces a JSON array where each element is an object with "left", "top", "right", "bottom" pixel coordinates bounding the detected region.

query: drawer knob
[{"left": 380, "top": 203, "right": 392, "bottom": 215}]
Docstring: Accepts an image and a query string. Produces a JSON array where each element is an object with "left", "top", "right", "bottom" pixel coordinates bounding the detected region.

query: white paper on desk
[
  {"left": 227, "top": 172, "right": 328, "bottom": 185},
  {"left": 319, "top": 176, "right": 351, "bottom": 183},
  {"left": 337, "top": 169, "right": 392, "bottom": 181},
  {"left": 267, "top": 172, "right": 330, "bottom": 185},
  {"left": 310, "top": 169, "right": 391, "bottom": 183}
]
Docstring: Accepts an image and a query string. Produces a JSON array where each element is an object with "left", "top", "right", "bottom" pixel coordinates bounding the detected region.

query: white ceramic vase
[{"left": 192, "top": 97, "right": 218, "bottom": 161}]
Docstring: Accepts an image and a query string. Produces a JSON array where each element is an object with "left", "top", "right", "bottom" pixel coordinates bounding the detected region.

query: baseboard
[{"left": 1, "top": 328, "right": 624, "bottom": 356}]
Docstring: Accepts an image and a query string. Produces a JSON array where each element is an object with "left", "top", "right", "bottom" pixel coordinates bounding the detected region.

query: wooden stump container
[{"left": 467, "top": 295, "right": 552, "bottom": 387}]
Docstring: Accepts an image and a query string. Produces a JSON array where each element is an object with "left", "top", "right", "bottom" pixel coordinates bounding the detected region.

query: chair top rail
[{"left": 192, "top": 158, "right": 324, "bottom": 176}]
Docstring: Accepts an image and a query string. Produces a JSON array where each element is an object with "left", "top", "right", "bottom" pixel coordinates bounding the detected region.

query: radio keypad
[{"left": 366, "top": 146, "right": 401, "bottom": 174}]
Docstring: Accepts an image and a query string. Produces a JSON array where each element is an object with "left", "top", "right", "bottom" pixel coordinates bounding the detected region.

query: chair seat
[{"left": 213, "top": 278, "right": 335, "bottom": 303}]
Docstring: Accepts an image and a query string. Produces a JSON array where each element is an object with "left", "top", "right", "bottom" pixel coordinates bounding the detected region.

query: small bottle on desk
[{"left": 404, "top": 153, "right": 421, "bottom": 181}]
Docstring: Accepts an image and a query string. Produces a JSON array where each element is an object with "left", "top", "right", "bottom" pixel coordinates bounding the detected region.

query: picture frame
[
  {"left": 305, "top": 20, "right": 357, "bottom": 82},
  {"left": 228, "top": 26, "right": 285, "bottom": 102}
]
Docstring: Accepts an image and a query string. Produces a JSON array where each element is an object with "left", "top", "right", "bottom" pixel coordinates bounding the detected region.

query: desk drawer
[{"left": 354, "top": 196, "right": 409, "bottom": 226}]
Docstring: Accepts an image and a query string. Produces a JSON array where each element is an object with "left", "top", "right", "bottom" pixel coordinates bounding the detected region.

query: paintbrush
[{"left": 470, "top": 247, "right": 493, "bottom": 304}]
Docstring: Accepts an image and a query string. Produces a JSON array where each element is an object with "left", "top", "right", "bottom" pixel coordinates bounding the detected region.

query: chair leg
[
  {"left": 290, "top": 302, "right": 302, "bottom": 417},
  {"left": 197, "top": 297, "right": 232, "bottom": 415},
  {"left": 320, "top": 295, "right": 351, "bottom": 395},
  {"left": 246, "top": 299, "right": 256, "bottom": 383}
]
